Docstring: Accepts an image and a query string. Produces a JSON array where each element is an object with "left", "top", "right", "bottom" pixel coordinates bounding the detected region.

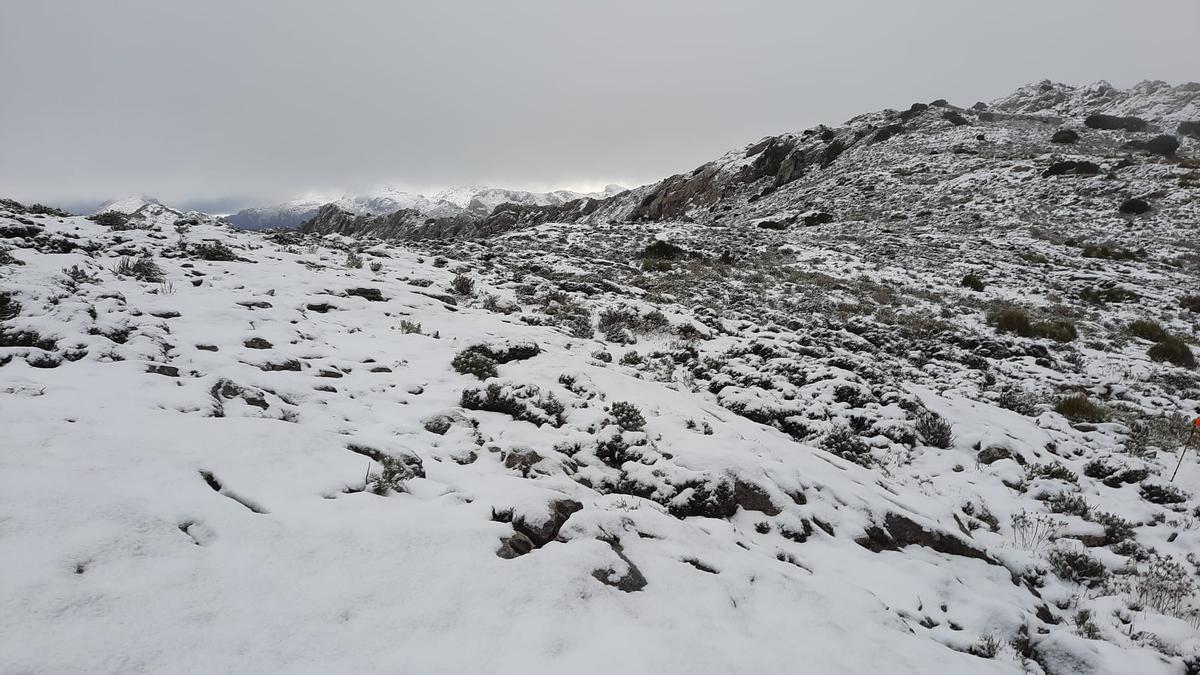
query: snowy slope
[{"left": 2, "top": 191, "right": 1199, "bottom": 673}]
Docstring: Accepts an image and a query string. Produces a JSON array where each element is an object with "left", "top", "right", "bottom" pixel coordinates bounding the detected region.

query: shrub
[
  {"left": 1139, "top": 482, "right": 1188, "bottom": 505},
  {"left": 591, "top": 349, "right": 612, "bottom": 363},
  {"left": 991, "top": 308, "right": 1032, "bottom": 335},
  {"left": 1179, "top": 295, "right": 1200, "bottom": 313},
  {"left": 1136, "top": 554, "right": 1195, "bottom": 615},
  {"left": 1011, "top": 510, "right": 1061, "bottom": 551},
  {"left": 89, "top": 211, "right": 130, "bottom": 229},
  {"left": 399, "top": 320, "right": 423, "bottom": 334},
  {"left": 996, "top": 387, "right": 1041, "bottom": 416},
  {"left": 1035, "top": 320, "right": 1078, "bottom": 343},
  {"left": 1026, "top": 463, "right": 1078, "bottom": 483},
  {"left": 113, "top": 255, "right": 163, "bottom": 282},
  {"left": 345, "top": 251, "right": 364, "bottom": 269},
  {"left": 460, "top": 382, "right": 565, "bottom": 427},
  {"left": 821, "top": 427, "right": 873, "bottom": 467},
  {"left": 1127, "top": 319, "right": 1169, "bottom": 342},
  {"left": 915, "top": 411, "right": 953, "bottom": 448},
  {"left": 1054, "top": 395, "right": 1107, "bottom": 423},
  {"left": 451, "top": 350, "right": 497, "bottom": 379},
  {"left": 367, "top": 455, "right": 423, "bottom": 495},
  {"left": 1148, "top": 337, "right": 1195, "bottom": 368},
  {"left": 450, "top": 274, "right": 475, "bottom": 296},
  {"left": 610, "top": 401, "right": 646, "bottom": 432},
  {"left": 369, "top": 261, "right": 383, "bottom": 273},
  {"left": 969, "top": 634, "right": 1002, "bottom": 659},
  {"left": 960, "top": 273, "right": 985, "bottom": 292},
  {"left": 639, "top": 239, "right": 688, "bottom": 260},
  {"left": 988, "top": 308, "right": 1076, "bottom": 342},
  {"left": 61, "top": 265, "right": 100, "bottom": 287},
  {"left": 1047, "top": 547, "right": 1106, "bottom": 584},
  {"left": 0, "top": 247, "right": 21, "bottom": 266},
  {"left": 1090, "top": 511, "right": 1135, "bottom": 545},
  {"left": 1045, "top": 493, "right": 1091, "bottom": 518},
  {"left": 619, "top": 351, "right": 643, "bottom": 366},
  {"left": 191, "top": 241, "right": 238, "bottom": 261},
  {"left": 1079, "top": 286, "right": 1138, "bottom": 305}
]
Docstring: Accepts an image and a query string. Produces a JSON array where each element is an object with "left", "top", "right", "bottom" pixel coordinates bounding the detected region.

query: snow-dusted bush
[
  {"left": 89, "top": 211, "right": 131, "bottom": 229},
  {"left": 915, "top": 411, "right": 953, "bottom": 448},
  {"left": 1026, "top": 463, "right": 1078, "bottom": 483},
  {"left": 960, "top": 273, "right": 985, "bottom": 292},
  {"left": 367, "top": 455, "right": 423, "bottom": 495},
  {"left": 451, "top": 273, "right": 475, "bottom": 296},
  {"left": 1054, "top": 394, "right": 1108, "bottom": 423},
  {"left": 1135, "top": 554, "right": 1195, "bottom": 615},
  {"left": 1127, "top": 319, "right": 1169, "bottom": 342},
  {"left": 821, "top": 427, "right": 873, "bottom": 467},
  {"left": 112, "top": 255, "right": 163, "bottom": 282},
  {"left": 1011, "top": 510, "right": 1062, "bottom": 551},
  {"left": 1089, "top": 511, "right": 1136, "bottom": 545},
  {"left": 1148, "top": 337, "right": 1195, "bottom": 368},
  {"left": 460, "top": 382, "right": 565, "bottom": 428},
  {"left": 1045, "top": 493, "right": 1091, "bottom": 518},
  {"left": 609, "top": 401, "right": 645, "bottom": 432},
  {"left": 345, "top": 251, "right": 363, "bottom": 269},
  {"left": 191, "top": 241, "right": 239, "bottom": 261},
  {"left": 451, "top": 350, "right": 498, "bottom": 380},
  {"left": 1046, "top": 546, "right": 1105, "bottom": 584}
]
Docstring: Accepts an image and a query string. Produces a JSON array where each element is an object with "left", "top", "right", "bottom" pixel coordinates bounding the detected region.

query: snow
[{"left": 3, "top": 78, "right": 1199, "bottom": 673}]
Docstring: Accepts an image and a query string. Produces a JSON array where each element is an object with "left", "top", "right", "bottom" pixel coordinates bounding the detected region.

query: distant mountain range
[{"left": 221, "top": 184, "right": 627, "bottom": 231}]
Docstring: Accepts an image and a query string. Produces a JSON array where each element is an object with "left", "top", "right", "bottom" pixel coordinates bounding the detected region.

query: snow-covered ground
[{"left": 2, "top": 195, "right": 1198, "bottom": 673}]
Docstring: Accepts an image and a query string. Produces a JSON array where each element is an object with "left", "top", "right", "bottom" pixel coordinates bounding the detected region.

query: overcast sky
[{"left": 2, "top": 0, "right": 1197, "bottom": 213}]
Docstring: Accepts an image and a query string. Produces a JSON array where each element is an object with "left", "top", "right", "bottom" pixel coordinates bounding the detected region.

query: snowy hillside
[{"left": 2, "top": 79, "right": 1200, "bottom": 674}]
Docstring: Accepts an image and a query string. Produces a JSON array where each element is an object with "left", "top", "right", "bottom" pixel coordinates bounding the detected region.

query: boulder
[
  {"left": 977, "top": 445, "right": 1013, "bottom": 465},
  {"left": 1119, "top": 198, "right": 1151, "bottom": 215},
  {"left": 1084, "top": 114, "right": 1147, "bottom": 132},
  {"left": 1146, "top": 134, "right": 1180, "bottom": 158},
  {"left": 1050, "top": 129, "right": 1079, "bottom": 144},
  {"left": 513, "top": 498, "right": 582, "bottom": 547}
]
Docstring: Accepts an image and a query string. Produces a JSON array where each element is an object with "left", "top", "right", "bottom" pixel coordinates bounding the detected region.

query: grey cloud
[{"left": 2, "top": 0, "right": 1197, "bottom": 209}]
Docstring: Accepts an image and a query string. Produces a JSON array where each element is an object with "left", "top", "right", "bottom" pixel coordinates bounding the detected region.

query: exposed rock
[
  {"left": 1084, "top": 114, "right": 1148, "bottom": 131},
  {"left": 591, "top": 537, "right": 647, "bottom": 592},
  {"left": 733, "top": 479, "right": 781, "bottom": 515},
  {"left": 857, "top": 512, "right": 992, "bottom": 564},
  {"left": 977, "top": 445, "right": 1013, "bottom": 465},
  {"left": 512, "top": 498, "right": 582, "bottom": 547},
  {"left": 496, "top": 532, "right": 535, "bottom": 559},
  {"left": 345, "top": 287, "right": 386, "bottom": 302},
  {"left": 1119, "top": 198, "right": 1151, "bottom": 215},
  {"left": 1050, "top": 129, "right": 1079, "bottom": 144},
  {"left": 1145, "top": 134, "right": 1179, "bottom": 157},
  {"left": 464, "top": 339, "right": 540, "bottom": 364}
]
